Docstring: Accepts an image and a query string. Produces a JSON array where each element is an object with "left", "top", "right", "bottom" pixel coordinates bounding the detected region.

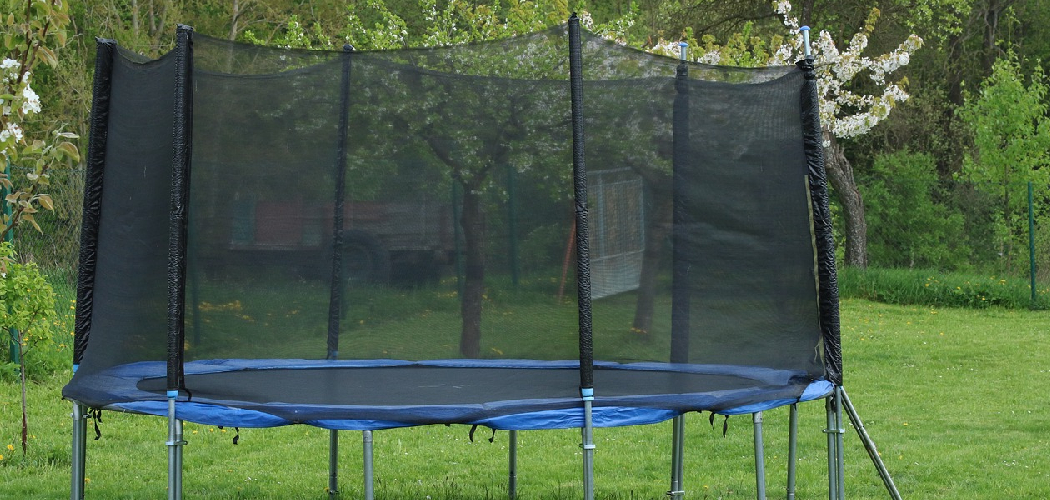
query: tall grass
[{"left": 838, "top": 266, "right": 1050, "bottom": 310}]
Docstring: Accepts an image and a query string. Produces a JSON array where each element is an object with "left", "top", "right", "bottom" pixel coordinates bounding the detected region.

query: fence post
[
  {"left": 1029, "top": 181, "right": 1037, "bottom": 308},
  {"left": 3, "top": 159, "right": 20, "bottom": 366}
]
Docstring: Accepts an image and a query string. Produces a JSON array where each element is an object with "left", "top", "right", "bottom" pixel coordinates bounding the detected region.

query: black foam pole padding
[
  {"left": 326, "top": 45, "right": 354, "bottom": 361},
  {"left": 670, "top": 61, "right": 691, "bottom": 364},
  {"left": 167, "top": 25, "right": 194, "bottom": 392},
  {"left": 567, "top": 14, "right": 594, "bottom": 390},
  {"left": 797, "top": 58, "right": 842, "bottom": 385},
  {"left": 73, "top": 39, "right": 118, "bottom": 367}
]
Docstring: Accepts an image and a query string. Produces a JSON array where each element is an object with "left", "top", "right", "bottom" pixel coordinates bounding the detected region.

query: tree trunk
[
  {"left": 131, "top": 0, "right": 140, "bottom": 37},
  {"left": 459, "top": 185, "right": 484, "bottom": 358},
  {"left": 824, "top": 132, "right": 868, "bottom": 268},
  {"left": 229, "top": 0, "right": 243, "bottom": 41},
  {"left": 631, "top": 197, "right": 672, "bottom": 335}
]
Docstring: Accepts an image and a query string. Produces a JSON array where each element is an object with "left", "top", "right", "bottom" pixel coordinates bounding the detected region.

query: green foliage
[
  {"left": 956, "top": 55, "right": 1050, "bottom": 271},
  {"left": 0, "top": 243, "right": 55, "bottom": 331},
  {"left": 861, "top": 150, "right": 969, "bottom": 270},
  {"left": 697, "top": 21, "right": 787, "bottom": 68},
  {"left": 958, "top": 55, "right": 1050, "bottom": 187},
  {"left": 839, "top": 266, "right": 1049, "bottom": 310},
  {"left": 0, "top": 242, "right": 60, "bottom": 382}
]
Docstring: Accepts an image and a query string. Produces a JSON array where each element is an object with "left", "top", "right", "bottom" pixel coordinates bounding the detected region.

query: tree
[
  {"left": 862, "top": 150, "right": 970, "bottom": 269},
  {"left": 957, "top": 55, "right": 1050, "bottom": 271},
  {"left": 653, "top": 1, "right": 923, "bottom": 267}
]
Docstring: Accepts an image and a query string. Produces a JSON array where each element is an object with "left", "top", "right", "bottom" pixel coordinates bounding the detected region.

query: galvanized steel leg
[
  {"left": 363, "top": 430, "right": 374, "bottom": 500},
  {"left": 329, "top": 430, "right": 339, "bottom": 496},
  {"left": 826, "top": 388, "right": 845, "bottom": 500},
  {"left": 787, "top": 403, "right": 799, "bottom": 500},
  {"left": 71, "top": 402, "right": 87, "bottom": 500},
  {"left": 167, "top": 396, "right": 185, "bottom": 500},
  {"left": 835, "top": 388, "right": 846, "bottom": 500},
  {"left": 826, "top": 394, "right": 838, "bottom": 500},
  {"left": 581, "top": 393, "right": 595, "bottom": 500},
  {"left": 508, "top": 430, "right": 518, "bottom": 499},
  {"left": 668, "top": 415, "right": 685, "bottom": 499},
  {"left": 753, "top": 412, "right": 766, "bottom": 500}
]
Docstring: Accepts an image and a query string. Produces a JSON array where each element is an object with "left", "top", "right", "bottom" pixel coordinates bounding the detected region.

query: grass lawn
[{"left": 1, "top": 299, "right": 1048, "bottom": 499}]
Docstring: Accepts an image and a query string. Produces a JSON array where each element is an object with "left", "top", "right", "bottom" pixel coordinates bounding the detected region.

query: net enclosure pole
[
  {"left": 167, "top": 24, "right": 194, "bottom": 500},
  {"left": 798, "top": 26, "right": 842, "bottom": 386},
  {"left": 670, "top": 42, "right": 691, "bottom": 365},
  {"left": 568, "top": 14, "right": 596, "bottom": 500},
  {"left": 799, "top": 25, "right": 845, "bottom": 500},
  {"left": 326, "top": 43, "right": 354, "bottom": 498},
  {"left": 70, "top": 35, "right": 117, "bottom": 500},
  {"left": 667, "top": 40, "right": 689, "bottom": 500},
  {"left": 327, "top": 43, "right": 354, "bottom": 361}
]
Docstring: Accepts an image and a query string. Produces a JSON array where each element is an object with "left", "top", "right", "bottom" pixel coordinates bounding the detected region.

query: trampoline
[{"left": 65, "top": 17, "right": 844, "bottom": 500}]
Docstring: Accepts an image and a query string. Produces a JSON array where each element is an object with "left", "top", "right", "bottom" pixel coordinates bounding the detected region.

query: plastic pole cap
[
  {"left": 678, "top": 42, "right": 688, "bottom": 61},
  {"left": 800, "top": 26, "right": 813, "bottom": 58}
]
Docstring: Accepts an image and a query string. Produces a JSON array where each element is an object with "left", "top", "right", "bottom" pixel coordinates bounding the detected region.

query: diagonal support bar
[{"left": 841, "top": 388, "right": 903, "bottom": 500}]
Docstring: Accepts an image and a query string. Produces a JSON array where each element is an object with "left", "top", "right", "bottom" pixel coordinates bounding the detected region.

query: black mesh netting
[{"left": 65, "top": 25, "right": 838, "bottom": 419}]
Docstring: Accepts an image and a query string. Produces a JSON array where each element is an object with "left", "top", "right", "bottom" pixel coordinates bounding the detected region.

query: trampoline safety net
[{"left": 65, "top": 23, "right": 840, "bottom": 429}]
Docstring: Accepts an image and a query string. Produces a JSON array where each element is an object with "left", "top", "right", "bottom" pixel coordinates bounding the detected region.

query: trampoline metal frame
[{"left": 70, "top": 393, "right": 857, "bottom": 500}]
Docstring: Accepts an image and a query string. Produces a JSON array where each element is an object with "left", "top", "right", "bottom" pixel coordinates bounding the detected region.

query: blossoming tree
[
  {"left": 654, "top": 1, "right": 923, "bottom": 267},
  {"left": 2, "top": 0, "right": 79, "bottom": 240},
  {"left": 2, "top": 0, "right": 76, "bottom": 455}
]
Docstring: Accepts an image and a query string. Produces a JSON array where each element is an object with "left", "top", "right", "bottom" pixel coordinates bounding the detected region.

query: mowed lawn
[{"left": 1, "top": 299, "right": 1048, "bottom": 499}]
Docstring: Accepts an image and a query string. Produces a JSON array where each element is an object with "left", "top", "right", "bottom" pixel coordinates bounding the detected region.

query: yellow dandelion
[{"left": 6, "top": 444, "right": 13, "bottom": 452}]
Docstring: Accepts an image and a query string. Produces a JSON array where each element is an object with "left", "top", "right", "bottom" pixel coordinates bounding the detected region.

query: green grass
[{"left": 3, "top": 299, "right": 1049, "bottom": 498}]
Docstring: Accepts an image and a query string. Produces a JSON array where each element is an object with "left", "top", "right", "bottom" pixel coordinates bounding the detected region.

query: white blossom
[
  {"left": 579, "top": 12, "right": 595, "bottom": 30},
  {"left": 698, "top": 50, "right": 722, "bottom": 65},
  {"left": 1, "top": 122, "right": 24, "bottom": 142},
  {"left": 663, "top": 0, "right": 924, "bottom": 140},
  {"left": 22, "top": 85, "right": 41, "bottom": 115}
]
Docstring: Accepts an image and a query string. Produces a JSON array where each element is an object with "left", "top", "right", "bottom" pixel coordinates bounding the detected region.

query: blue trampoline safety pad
[{"left": 65, "top": 359, "right": 832, "bottom": 430}]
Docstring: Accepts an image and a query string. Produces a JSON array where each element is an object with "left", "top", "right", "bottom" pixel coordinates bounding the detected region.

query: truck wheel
[{"left": 342, "top": 230, "right": 390, "bottom": 285}]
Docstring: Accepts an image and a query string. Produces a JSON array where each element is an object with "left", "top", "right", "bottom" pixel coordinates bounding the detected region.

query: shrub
[{"left": 861, "top": 150, "right": 971, "bottom": 270}]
